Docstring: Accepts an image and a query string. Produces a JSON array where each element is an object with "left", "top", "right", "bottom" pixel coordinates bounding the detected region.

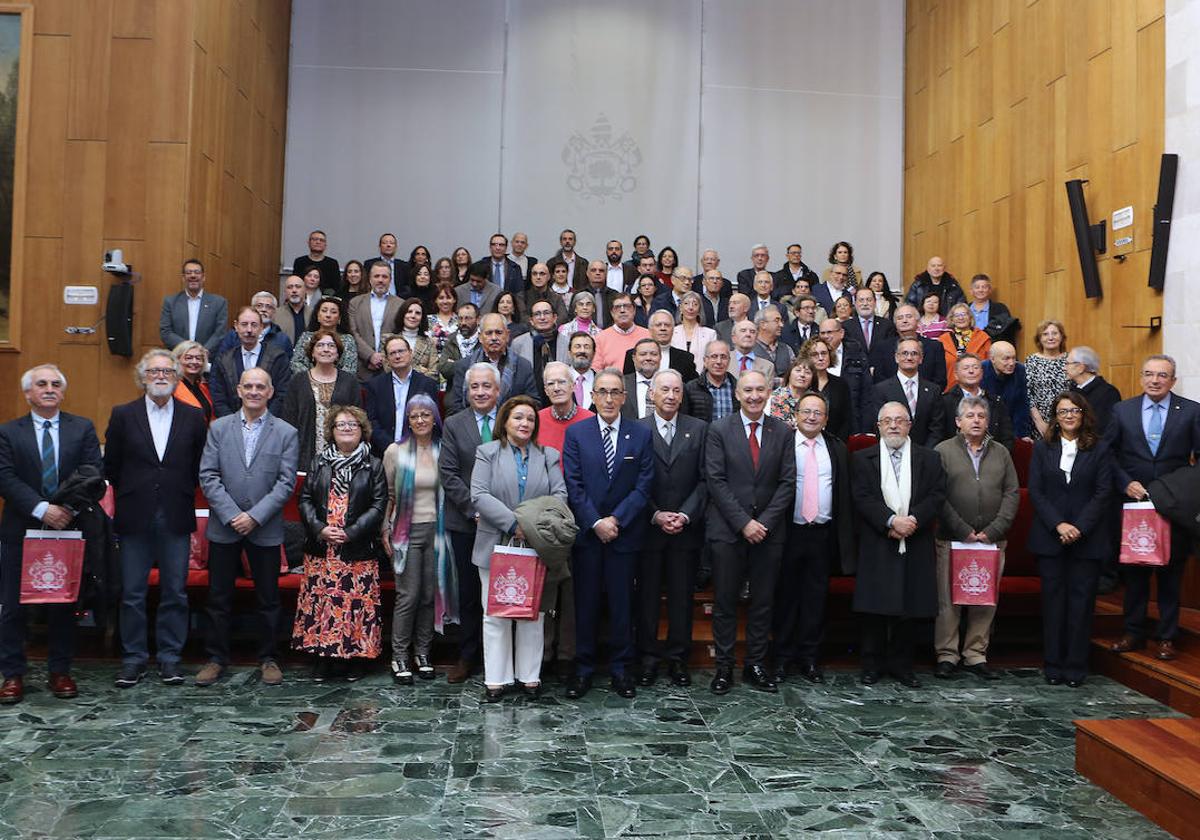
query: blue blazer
[
  {"left": 562, "top": 415, "right": 655, "bottom": 552},
  {"left": 362, "top": 369, "right": 439, "bottom": 456},
  {"left": 1103, "top": 393, "right": 1200, "bottom": 492}
]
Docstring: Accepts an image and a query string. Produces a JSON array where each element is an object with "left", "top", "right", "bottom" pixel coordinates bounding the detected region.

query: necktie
[
  {"left": 890, "top": 447, "right": 903, "bottom": 482},
  {"left": 493, "top": 261, "right": 503, "bottom": 289},
  {"left": 663, "top": 421, "right": 674, "bottom": 446},
  {"left": 748, "top": 421, "right": 760, "bottom": 469},
  {"left": 603, "top": 425, "right": 615, "bottom": 477},
  {"left": 573, "top": 376, "right": 585, "bottom": 408},
  {"left": 1148, "top": 402, "right": 1164, "bottom": 456},
  {"left": 641, "top": 379, "right": 653, "bottom": 417},
  {"left": 480, "top": 414, "right": 492, "bottom": 443},
  {"left": 594, "top": 292, "right": 605, "bottom": 328},
  {"left": 41, "top": 420, "right": 58, "bottom": 497},
  {"left": 905, "top": 379, "right": 917, "bottom": 417},
  {"left": 801, "top": 438, "right": 820, "bottom": 522},
  {"left": 862, "top": 318, "right": 872, "bottom": 348},
  {"left": 740, "top": 355, "right": 750, "bottom": 373}
]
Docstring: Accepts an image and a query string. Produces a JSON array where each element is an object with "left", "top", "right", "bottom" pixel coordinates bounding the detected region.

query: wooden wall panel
[{"left": 904, "top": 0, "right": 1164, "bottom": 385}]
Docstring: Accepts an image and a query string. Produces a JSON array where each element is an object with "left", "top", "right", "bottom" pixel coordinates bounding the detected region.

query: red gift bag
[
  {"left": 20, "top": 530, "right": 86, "bottom": 604},
  {"left": 950, "top": 542, "right": 1000, "bottom": 606},
  {"left": 189, "top": 510, "right": 210, "bottom": 570},
  {"left": 486, "top": 543, "right": 545, "bottom": 620},
  {"left": 1119, "top": 501, "right": 1171, "bottom": 566}
]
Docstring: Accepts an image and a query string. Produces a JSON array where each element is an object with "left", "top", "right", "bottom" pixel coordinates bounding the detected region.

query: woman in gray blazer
[{"left": 470, "top": 395, "right": 567, "bottom": 701}]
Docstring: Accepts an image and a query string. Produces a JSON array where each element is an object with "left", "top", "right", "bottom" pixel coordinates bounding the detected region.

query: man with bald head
[
  {"left": 700, "top": 268, "right": 731, "bottom": 325},
  {"left": 714, "top": 293, "right": 751, "bottom": 347},
  {"left": 981, "top": 340, "right": 1032, "bottom": 438},
  {"left": 582, "top": 258, "right": 619, "bottom": 330},
  {"left": 509, "top": 231, "right": 536, "bottom": 285},
  {"left": 870, "top": 304, "right": 947, "bottom": 388},
  {"left": 904, "top": 255, "right": 965, "bottom": 315}
]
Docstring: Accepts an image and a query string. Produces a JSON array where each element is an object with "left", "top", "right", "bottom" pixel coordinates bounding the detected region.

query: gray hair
[
  {"left": 542, "top": 361, "right": 572, "bottom": 382},
  {"left": 877, "top": 400, "right": 909, "bottom": 421},
  {"left": 1144, "top": 354, "right": 1178, "bottom": 377},
  {"left": 680, "top": 291, "right": 705, "bottom": 325},
  {"left": 465, "top": 361, "right": 500, "bottom": 386},
  {"left": 172, "top": 339, "right": 207, "bottom": 363},
  {"left": 751, "top": 243, "right": 769, "bottom": 254},
  {"left": 135, "top": 349, "right": 181, "bottom": 388},
  {"left": 956, "top": 394, "right": 991, "bottom": 419},
  {"left": 753, "top": 306, "right": 781, "bottom": 326},
  {"left": 1070, "top": 346, "right": 1101, "bottom": 374},
  {"left": 251, "top": 290, "right": 278, "bottom": 307},
  {"left": 595, "top": 366, "right": 624, "bottom": 387},
  {"left": 20, "top": 364, "right": 67, "bottom": 392},
  {"left": 651, "top": 368, "right": 683, "bottom": 390}
]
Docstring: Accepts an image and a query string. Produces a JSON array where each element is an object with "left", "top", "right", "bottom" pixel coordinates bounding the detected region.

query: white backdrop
[{"left": 282, "top": 0, "right": 904, "bottom": 283}]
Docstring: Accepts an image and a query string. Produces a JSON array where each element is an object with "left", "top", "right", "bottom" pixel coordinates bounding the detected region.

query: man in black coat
[
  {"left": 1104, "top": 355, "right": 1200, "bottom": 660},
  {"left": 622, "top": 310, "right": 698, "bottom": 382},
  {"left": 0, "top": 364, "right": 103, "bottom": 704},
  {"left": 363, "top": 335, "right": 439, "bottom": 456},
  {"left": 1067, "top": 346, "right": 1122, "bottom": 433},
  {"left": 941, "top": 353, "right": 1015, "bottom": 450},
  {"left": 843, "top": 287, "right": 897, "bottom": 358},
  {"left": 851, "top": 400, "right": 946, "bottom": 687},
  {"left": 705, "top": 370, "right": 796, "bottom": 695},
  {"left": 209, "top": 307, "right": 291, "bottom": 417},
  {"left": 873, "top": 337, "right": 946, "bottom": 446},
  {"left": 871, "top": 304, "right": 947, "bottom": 387},
  {"left": 772, "top": 392, "right": 854, "bottom": 684},
  {"left": 683, "top": 340, "right": 739, "bottom": 423},
  {"left": 472, "top": 233, "right": 525, "bottom": 295},
  {"left": 636, "top": 370, "right": 707, "bottom": 688},
  {"left": 104, "top": 350, "right": 208, "bottom": 688}
]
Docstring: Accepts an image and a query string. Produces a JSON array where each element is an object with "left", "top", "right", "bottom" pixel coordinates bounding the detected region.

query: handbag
[
  {"left": 949, "top": 542, "right": 1000, "bottom": 606},
  {"left": 1119, "top": 501, "right": 1171, "bottom": 566},
  {"left": 20, "top": 530, "right": 86, "bottom": 604},
  {"left": 486, "top": 540, "right": 545, "bottom": 620}
]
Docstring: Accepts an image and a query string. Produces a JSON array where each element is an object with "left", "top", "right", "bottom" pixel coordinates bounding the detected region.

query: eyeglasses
[
  {"left": 312, "top": 342, "right": 338, "bottom": 349},
  {"left": 796, "top": 408, "right": 825, "bottom": 418},
  {"left": 333, "top": 421, "right": 361, "bottom": 430},
  {"left": 1055, "top": 407, "right": 1083, "bottom": 417},
  {"left": 182, "top": 269, "right": 203, "bottom": 277},
  {"left": 897, "top": 350, "right": 922, "bottom": 358},
  {"left": 593, "top": 388, "right": 625, "bottom": 399},
  {"left": 145, "top": 368, "right": 176, "bottom": 377},
  {"left": 878, "top": 417, "right": 911, "bottom": 427},
  {"left": 408, "top": 411, "right": 434, "bottom": 421}
]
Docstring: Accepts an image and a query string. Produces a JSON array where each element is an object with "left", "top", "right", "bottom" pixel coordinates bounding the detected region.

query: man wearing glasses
[
  {"left": 104, "top": 351, "right": 208, "bottom": 688},
  {"left": 159, "top": 259, "right": 229, "bottom": 356},
  {"left": 871, "top": 337, "right": 946, "bottom": 446},
  {"left": 592, "top": 291, "right": 649, "bottom": 372}
]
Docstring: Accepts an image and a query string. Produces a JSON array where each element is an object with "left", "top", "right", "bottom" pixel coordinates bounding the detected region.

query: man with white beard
[{"left": 103, "top": 349, "right": 209, "bottom": 688}]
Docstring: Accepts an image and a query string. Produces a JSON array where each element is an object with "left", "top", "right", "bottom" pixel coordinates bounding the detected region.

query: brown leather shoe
[
  {"left": 446, "top": 660, "right": 474, "bottom": 684},
  {"left": 1110, "top": 634, "right": 1145, "bottom": 654},
  {"left": 0, "top": 676, "right": 23, "bottom": 705},
  {"left": 1157, "top": 640, "right": 1179, "bottom": 661},
  {"left": 48, "top": 672, "right": 77, "bottom": 699}
]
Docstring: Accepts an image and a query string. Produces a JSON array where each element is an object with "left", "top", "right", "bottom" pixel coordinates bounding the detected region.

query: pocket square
[{"left": 623, "top": 455, "right": 635, "bottom": 461}]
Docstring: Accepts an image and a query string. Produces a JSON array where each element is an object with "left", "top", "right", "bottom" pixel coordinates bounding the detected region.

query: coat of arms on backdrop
[{"left": 562, "top": 113, "right": 642, "bottom": 202}]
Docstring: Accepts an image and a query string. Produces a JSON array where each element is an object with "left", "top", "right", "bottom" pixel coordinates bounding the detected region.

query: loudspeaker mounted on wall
[
  {"left": 105, "top": 282, "right": 134, "bottom": 357},
  {"left": 1148, "top": 153, "right": 1178, "bottom": 291},
  {"left": 1064, "top": 179, "right": 1105, "bottom": 299}
]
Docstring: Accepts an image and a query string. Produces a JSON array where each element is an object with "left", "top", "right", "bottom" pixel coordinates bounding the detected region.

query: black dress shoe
[
  {"left": 934, "top": 661, "right": 956, "bottom": 679},
  {"left": 895, "top": 672, "right": 922, "bottom": 689},
  {"left": 1066, "top": 678, "right": 1085, "bottom": 689},
  {"left": 710, "top": 667, "right": 733, "bottom": 695},
  {"left": 772, "top": 664, "right": 788, "bottom": 684},
  {"left": 611, "top": 675, "right": 636, "bottom": 699},
  {"left": 668, "top": 661, "right": 691, "bottom": 686},
  {"left": 742, "top": 664, "right": 778, "bottom": 693},
  {"left": 564, "top": 674, "right": 592, "bottom": 700},
  {"left": 861, "top": 670, "right": 880, "bottom": 685},
  {"left": 483, "top": 685, "right": 505, "bottom": 703},
  {"left": 965, "top": 662, "right": 1000, "bottom": 681},
  {"left": 800, "top": 664, "right": 826, "bottom": 684},
  {"left": 637, "top": 664, "right": 658, "bottom": 687},
  {"left": 1044, "top": 673, "right": 1063, "bottom": 685}
]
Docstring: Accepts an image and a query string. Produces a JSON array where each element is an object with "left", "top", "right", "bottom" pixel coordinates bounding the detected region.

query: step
[
  {"left": 1091, "top": 636, "right": 1200, "bottom": 716},
  {"left": 1076, "top": 717, "right": 1200, "bottom": 839}
]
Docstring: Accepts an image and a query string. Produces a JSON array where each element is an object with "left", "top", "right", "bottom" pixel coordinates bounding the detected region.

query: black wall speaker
[
  {"left": 1148, "top": 153, "right": 1178, "bottom": 291},
  {"left": 105, "top": 282, "right": 134, "bottom": 356},
  {"left": 1065, "top": 179, "right": 1105, "bottom": 299}
]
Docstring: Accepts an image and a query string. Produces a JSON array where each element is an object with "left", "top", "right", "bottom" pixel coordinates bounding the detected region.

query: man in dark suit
[
  {"left": 1067, "top": 346, "right": 1122, "bottom": 433},
  {"left": 439, "top": 362, "right": 500, "bottom": 683},
  {"left": 621, "top": 339, "right": 663, "bottom": 421},
  {"left": 159, "top": 258, "right": 229, "bottom": 356},
  {"left": 873, "top": 337, "right": 946, "bottom": 446},
  {"left": 844, "top": 288, "right": 896, "bottom": 357},
  {"left": 472, "top": 233, "right": 524, "bottom": 295},
  {"left": 209, "top": 307, "right": 291, "bottom": 417},
  {"left": 699, "top": 269, "right": 732, "bottom": 326},
  {"left": 622, "top": 310, "right": 698, "bottom": 383},
  {"left": 772, "top": 392, "right": 854, "bottom": 684},
  {"left": 940, "top": 353, "right": 1015, "bottom": 450},
  {"left": 782, "top": 295, "right": 820, "bottom": 352},
  {"left": 851, "top": 401, "right": 946, "bottom": 686},
  {"left": 603, "top": 240, "right": 640, "bottom": 294},
  {"left": 705, "top": 370, "right": 797, "bottom": 694},
  {"left": 1105, "top": 355, "right": 1200, "bottom": 660},
  {"left": 363, "top": 232, "right": 410, "bottom": 298},
  {"left": 747, "top": 271, "right": 782, "bottom": 319},
  {"left": 0, "top": 365, "right": 103, "bottom": 704},
  {"left": 363, "top": 335, "right": 440, "bottom": 456},
  {"left": 736, "top": 244, "right": 772, "bottom": 295},
  {"left": 546, "top": 228, "right": 588, "bottom": 290},
  {"left": 104, "top": 351, "right": 208, "bottom": 688},
  {"left": 636, "top": 370, "right": 707, "bottom": 687},
  {"left": 871, "top": 304, "right": 947, "bottom": 387},
  {"left": 651, "top": 269, "right": 693, "bottom": 317},
  {"left": 562, "top": 368, "right": 655, "bottom": 699},
  {"left": 445, "top": 314, "right": 538, "bottom": 415},
  {"left": 455, "top": 263, "right": 502, "bottom": 319},
  {"left": 772, "top": 243, "right": 820, "bottom": 298},
  {"left": 509, "top": 231, "right": 537, "bottom": 286},
  {"left": 810, "top": 264, "right": 855, "bottom": 317}
]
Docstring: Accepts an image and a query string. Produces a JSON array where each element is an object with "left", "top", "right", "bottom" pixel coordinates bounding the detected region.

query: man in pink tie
[{"left": 770, "top": 392, "right": 856, "bottom": 684}]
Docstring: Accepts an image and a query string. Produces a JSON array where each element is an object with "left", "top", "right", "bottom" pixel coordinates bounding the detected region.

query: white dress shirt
[
  {"left": 606, "top": 263, "right": 626, "bottom": 292},
  {"left": 793, "top": 432, "right": 833, "bottom": 524},
  {"left": 740, "top": 411, "right": 763, "bottom": 445},
  {"left": 369, "top": 292, "right": 390, "bottom": 351},
  {"left": 145, "top": 395, "right": 175, "bottom": 461},
  {"left": 392, "top": 371, "right": 412, "bottom": 441},
  {"left": 241, "top": 343, "right": 261, "bottom": 372},
  {"left": 635, "top": 376, "right": 654, "bottom": 419},
  {"left": 186, "top": 290, "right": 203, "bottom": 340}
]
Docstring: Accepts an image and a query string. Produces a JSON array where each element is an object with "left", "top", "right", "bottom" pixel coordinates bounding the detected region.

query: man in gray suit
[
  {"left": 196, "top": 367, "right": 299, "bottom": 688},
  {"left": 455, "top": 263, "right": 502, "bottom": 318},
  {"left": 159, "top": 259, "right": 229, "bottom": 355}
]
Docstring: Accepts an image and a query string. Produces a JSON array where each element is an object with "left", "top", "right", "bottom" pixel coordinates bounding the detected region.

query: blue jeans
[{"left": 118, "top": 508, "right": 191, "bottom": 666}]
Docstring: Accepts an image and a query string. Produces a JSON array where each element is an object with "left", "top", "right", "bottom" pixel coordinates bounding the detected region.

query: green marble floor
[{"left": 0, "top": 664, "right": 1178, "bottom": 838}]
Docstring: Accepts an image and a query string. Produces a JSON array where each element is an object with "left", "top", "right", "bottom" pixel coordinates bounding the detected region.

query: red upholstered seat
[{"left": 848, "top": 433, "right": 877, "bottom": 452}]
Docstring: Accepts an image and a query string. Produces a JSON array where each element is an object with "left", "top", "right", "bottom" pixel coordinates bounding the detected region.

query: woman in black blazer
[
  {"left": 1027, "top": 391, "right": 1113, "bottom": 687},
  {"left": 800, "top": 337, "right": 852, "bottom": 440},
  {"left": 280, "top": 328, "right": 363, "bottom": 470}
]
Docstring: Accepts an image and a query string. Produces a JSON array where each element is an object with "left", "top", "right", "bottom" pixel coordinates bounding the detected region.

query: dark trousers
[
  {"left": 204, "top": 539, "right": 280, "bottom": 664},
  {"left": 636, "top": 538, "right": 698, "bottom": 667},
  {"left": 573, "top": 544, "right": 636, "bottom": 679},
  {"left": 1039, "top": 553, "right": 1100, "bottom": 681},
  {"left": 0, "top": 541, "right": 76, "bottom": 677},
  {"left": 772, "top": 522, "right": 832, "bottom": 668},
  {"left": 118, "top": 507, "right": 191, "bottom": 666},
  {"left": 542, "top": 576, "right": 576, "bottom": 664},
  {"left": 711, "top": 539, "right": 782, "bottom": 668},
  {"left": 860, "top": 613, "right": 915, "bottom": 676},
  {"left": 1122, "top": 523, "right": 1189, "bottom": 640},
  {"left": 449, "top": 527, "right": 482, "bottom": 665}
]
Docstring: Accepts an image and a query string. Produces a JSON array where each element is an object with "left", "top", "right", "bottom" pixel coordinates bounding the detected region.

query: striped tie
[
  {"left": 41, "top": 420, "right": 58, "bottom": 497},
  {"left": 602, "top": 425, "right": 615, "bottom": 477}
]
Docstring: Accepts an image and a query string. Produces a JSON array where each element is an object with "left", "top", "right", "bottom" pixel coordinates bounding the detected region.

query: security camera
[{"left": 103, "top": 249, "right": 130, "bottom": 275}]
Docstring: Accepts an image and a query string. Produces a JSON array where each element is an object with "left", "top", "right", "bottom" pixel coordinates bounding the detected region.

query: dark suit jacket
[
  {"left": 0, "top": 413, "right": 103, "bottom": 542},
  {"left": 781, "top": 320, "right": 819, "bottom": 353},
  {"left": 834, "top": 337, "right": 873, "bottom": 435},
  {"left": 1027, "top": 439, "right": 1114, "bottom": 559},
  {"left": 940, "top": 387, "right": 1015, "bottom": 451},
  {"left": 1103, "top": 393, "right": 1200, "bottom": 493},
  {"left": 445, "top": 349, "right": 538, "bottom": 416},
  {"left": 818, "top": 373, "right": 854, "bottom": 442},
  {"left": 209, "top": 342, "right": 292, "bottom": 418},
  {"left": 621, "top": 346, "right": 699, "bottom": 383},
  {"left": 851, "top": 442, "right": 946, "bottom": 617},
  {"left": 620, "top": 372, "right": 655, "bottom": 421},
  {"left": 704, "top": 413, "right": 796, "bottom": 544},
  {"left": 980, "top": 300, "right": 1019, "bottom": 343},
  {"left": 747, "top": 297, "right": 782, "bottom": 320},
  {"left": 439, "top": 408, "right": 487, "bottom": 532},
  {"left": 364, "top": 256, "right": 411, "bottom": 298},
  {"left": 640, "top": 414, "right": 708, "bottom": 550},
  {"left": 103, "top": 397, "right": 207, "bottom": 536},
  {"left": 362, "top": 369, "right": 439, "bottom": 456},
  {"left": 801, "top": 432, "right": 858, "bottom": 573},
  {"left": 547, "top": 253, "right": 589, "bottom": 289},
  {"left": 471, "top": 258, "right": 525, "bottom": 295},
  {"left": 159, "top": 291, "right": 229, "bottom": 355},
  {"left": 871, "top": 335, "right": 948, "bottom": 388},
  {"left": 843, "top": 315, "right": 896, "bottom": 356},
  {"left": 810, "top": 282, "right": 853, "bottom": 317},
  {"left": 650, "top": 290, "right": 684, "bottom": 319},
  {"left": 873, "top": 376, "right": 946, "bottom": 446},
  {"left": 772, "top": 264, "right": 819, "bottom": 296},
  {"left": 1071, "top": 375, "right": 1122, "bottom": 434},
  {"left": 736, "top": 267, "right": 769, "bottom": 296},
  {"left": 562, "top": 415, "right": 655, "bottom": 552},
  {"left": 513, "top": 254, "right": 538, "bottom": 285},
  {"left": 700, "top": 293, "right": 730, "bottom": 326}
]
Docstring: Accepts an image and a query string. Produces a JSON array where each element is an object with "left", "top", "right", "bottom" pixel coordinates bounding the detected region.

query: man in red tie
[{"left": 770, "top": 392, "right": 856, "bottom": 685}]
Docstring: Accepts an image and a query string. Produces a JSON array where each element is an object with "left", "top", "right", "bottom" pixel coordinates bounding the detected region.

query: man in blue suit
[
  {"left": 1105, "top": 354, "right": 1200, "bottom": 661},
  {"left": 363, "top": 336, "right": 439, "bottom": 456},
  {"left": 562, "top": 368, "right": 655, "bottom": 700}
]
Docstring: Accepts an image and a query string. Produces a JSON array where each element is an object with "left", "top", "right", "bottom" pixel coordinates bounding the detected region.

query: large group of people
[{"left": 0, "top": 229, "right": 1194, "bottom": 705}]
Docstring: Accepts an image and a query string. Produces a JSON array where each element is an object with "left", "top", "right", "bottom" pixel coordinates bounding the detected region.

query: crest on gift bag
[
  {"left": 957, "top": 558, "right": 991, "bottom": 596},
  {"left": 562, "top": 113, "right": 642, "bottom": 202},
  {"left": 1125, "top": 520, "right": 1158, "bottom": 555},
  {"left": 27, "top": 552, "right": 69, "bottom": 592},
  {"left": 492, "top": 565, "right": 530, "bottom": 606}
]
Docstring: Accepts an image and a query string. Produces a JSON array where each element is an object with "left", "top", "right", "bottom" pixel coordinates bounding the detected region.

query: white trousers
[{"left": 479, "top": 568, "right": 545, "bottom": 686}]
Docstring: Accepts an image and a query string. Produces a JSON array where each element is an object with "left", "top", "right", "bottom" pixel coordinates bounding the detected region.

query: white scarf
[{"left": 880, "top": 439, "right": 913, "bottom": 554}]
